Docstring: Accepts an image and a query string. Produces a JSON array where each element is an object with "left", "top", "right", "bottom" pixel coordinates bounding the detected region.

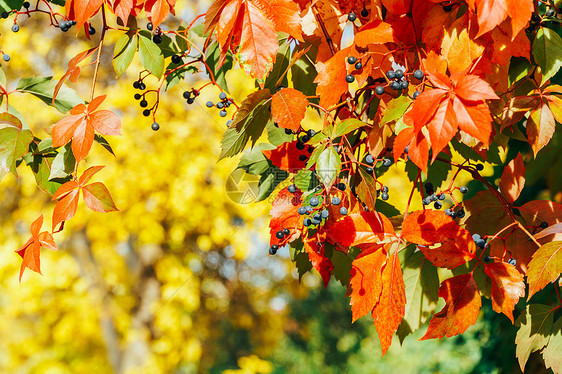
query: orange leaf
[
  {"left": 89, "top": 110, "right": 122, "bottom": 135},
  {"left": 111, "top": 0, "right": 134, "bottom": 22},
  {"left": 79, "top": 165, "right": 105, "bottom": 185},
  {"left": 314, "top": 47, "right": 351, "bottom": 110},
  {"left": 271, "top": 88, "right": 308, "bottom": 132},
  {"left": 144, "top": 0, "right": 176, "bottom": 28},
  {"left": 15, "top": 215, "right": 57, "bottom": 282},
  {"left": 499, "top": 153, "right": 525, "bottom": 203},
  {"left": 349, "top": 245, "right": 386, "bottom": 322},
  {"left": 269, "top": 187, "right": 303, "bottom": 246},
  {"left": 467, "top": 0, "right": 508, "bottom": 38},
  {"left": 527, "top": 99, "right": 557, "bottom": 155},
  {"left": 252, "top": 0, "right": 303, "bottom": 41},
  {"left": 421, "top": 274, "right": 481, "bottom": 339},
  {"left": 52, "top": 189, "right": 80, "bottom": 231},
  {"left": 303, "top": 238, "right": 333, "bottom": 287},
  {"left": 326, "top": 211, "right": 394, "bottom": 247},
  {"left": 353, "top": 20, "right": 396, "bottom": 48},
  {"left": 372, "top": 251, "right": 406, "bottom": 355},
  {"left": 484, "top": 261, "right": 525, "bottom": 322},
  {"left": 419, "top": 230, "right": 477, "bottom": 269},
  {"left": 82, "top": 182, "right": 119, "bottom": 212},
  {"left": 526, "top": 241, "right": 562, "bottom": 299},
  {"left": 65, "top": 0, "right": 104, "bottom": 30},
  {"left": 402, "top": 210, "right": 464, "bottom": 245},
  {"left": 505, "top": 0, "right": 534, "bottom": 38}
]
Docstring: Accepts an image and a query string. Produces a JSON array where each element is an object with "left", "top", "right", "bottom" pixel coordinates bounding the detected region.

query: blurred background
[{"left": 0, "top": 1, "right": 556, "bottom": 373}]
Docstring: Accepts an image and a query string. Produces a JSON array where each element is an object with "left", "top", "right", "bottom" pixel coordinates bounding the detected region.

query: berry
[
  {"left": 347, "top": 56, "right": 357, "bottom": 64},
  {"left": 139, "top": 82, "right": 146, "bottom": 90},
  {"left": 2, "top": 54, "right": 9, "bottom": 62},
  {"left": 337, "top": 183, "right": 346, "bottom": 191},
  {"left": 312, "top": 216, "right": 322, "bottom": 225},
  {"left": 413, "top": 70, "right": 424, "bottom": 80},
  {"left": 206, "top": 101, "right": 214, "bottom": 108},
  {"left": 285, "top": 128, "right": 292, "bottom": 135},
  {"left": 443, "top": 4, "right": 453, "bottom": 12},
  {"left": 298, "top": 155, "right": 307, "bottom": 161},
  {"left": 340, "top": 207, "right": 348, "bottom": 215},
  {"left": 382, "top": 186, "right": 389, "bottom": 193},
  {"left": 217, "top": 102, "right": 224, "bottom": 109},
  {"left": 460, "top": 186, "right": 468, "bottom": 194},
  {"left": 390, "top": 81, "right": 401, "bottom": 90},
  {"left": 345, "top": 74, "right": 355, "bottom": 83},
  {"left": 288, "top": 184, "right": 297, "bottom": 193},
  {"left": 152, "top": 34, "right": 162, "bottom": 44},
  {"left": 375, "top": 86, "right": 385, "bottom": 95},
  {"left": 219, "top": 92, "right": 227, "bottom": 100},
  {"left": 133, "top": 81, "right": 140, "bottom": 89},
  {"left": 220, "top": 110, "right": 227, "bottom": 117},
  {"left": 332, "top": 196, "right": 341, "bottom": 205},
  {"left": 23, "top": 1, "right": 30, "bottom": 8},
  {"left": 151, "top": 122, "right": 160, "bottom": 131},
  {"left": 226, "top": 120, "right": 232, "bottom": 127},
  {"left": 361, "top": 8, "right": 368, "bottom": 17},
  {"left": 298, "top": 207, "right": 307, "bottom": 215},
  {"left": 395, "top": 70, "right": 404, "bottom": 79},
  {"left": 422, "top": 197, "right": 430, "bottom": 205},
  {"left": 276, "top": 230, "right": 284, "bottom": 239},
  {"left": 508, "top": 258, "right": 517, "bottom": 266},
  {"left": 134, "top": 93, "right": 141, "bottom": 100},
  {"left": 434, "top": 201, "right": 442, "bottom": 209},
  {"left": 296, "top": 141, "right": 305, "bottom": 150},
  {"left": 305, "top": 205, "right": 313, "bottom": 213},
  {"left": 313, "top": 213, "right": 321, "bottom": 221},
  {"left": 89, "top": 26, "right": 96, "bottom": 35},
  {"left": 303, "top": 218, "right": 312, "bottom": 227},
  {"left": 301, "top": 134, "right": 310, "bottom": 142},
  {"left": 348, "top": 11, "right": 356, "bottom": 22},
  {"left": 183, "top": 91, "right": 191, "bottom": 99},
  {"left": 366, "top": 167, "right": 373, "bottom": 174},
  {"left": 142, "top": 109, "right": 151, "bottom": 117},
  {"left": 382, "top": 158, "right": 392, "bottom": 167},
  {"left": 475, "top": 163, "right": 484, "bottom": 171},
  {"left": 386, "top": 70, "right": 396, "bottom": 79},
  {"left": 187, "top": 98, "right": 194, "bottom": 104},
  {"left": 456, "top": 209, "right": 465, "bottom": 218},
  {"left": 171, "top": 54, "right": 182, "bottom": 64},
  {"left": 413, "top": 91, "right": 420, "bottom": 99},
  {"left": 445, "top": 209, "right": 455, "bottom": 217},
  {"left": 483, "top": 256, "right": 492, "bottom": 263},
  {"left": 381, "top": 193, "right": 389, "bottom": 201},
  {"left": 321, "top": 209, "right": 329, "bottom": 219},
  {"left": 283, "top": 228, "right": 290, "bottom": 235},
  {"left": 307, "top": 129, "right": 315, "bottom": 137},
  {"left": 307, "top": 146, "right": 314, "bottom": 154},
  {"left": 439, "top": 194, "right": 446, "bottom": 201},
  {"left": 540, "top": 221, "right": 549, "bottom": 229},
  {"left": 430, "top": 194, "right": 438, "bottom": 202},
  {"left": 355, "top": 62, "right": 363, "bottom": 70},
  {"left": 404, "top": 146, "right": 409, "bottom": 154},
  {"left": 531, "top": 13, "right": 541, "bottom": 23},
  {"left": 147, "top": 22, "right": 154, "bottom": 31},
  {"left": 546, "top": 8, "right": 555, "bottom": 17},
  {"left": 424, "top": 182, "right": 434, "bottom": 194},
  {"left": 310, "top": 196, "right": 319, "bottom": 207},
  {"left": 1, "top": 12, "right": 8, "bottom": 18},
  {"left": 140, "top": 100, "right": 148, "bottom": 108},
  {"left": 476, "top": 239, "right": 486, "bottom": 249},
  {"left": 472, "top": 233, "right": 481, "bottom": 241},
  {"left": 11, "top": 24, "right": 19, "bottom": 32},
  {"left": 365, "top": 154, "right": 374, "bottom": 164},
  {"left": 399, "top": 81, "right": 409, "bottom": 90}
]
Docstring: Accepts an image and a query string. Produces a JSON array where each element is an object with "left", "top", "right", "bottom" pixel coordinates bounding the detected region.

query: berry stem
[{"left": 89, "top": 4, "right": 107, "bottom": 102}]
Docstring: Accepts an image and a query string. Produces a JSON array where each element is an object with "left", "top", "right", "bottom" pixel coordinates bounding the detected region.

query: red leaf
[
  {"left": 252, "top": 0, "right": 303, "bottom": 41},
  {"left": 467, "top": 0, "right": 508, "bottom": 38},
  {"left": 526, "top": 241, "right": 562, "bottom": 299},
  {"left": 144, "top": 0, "right": 175, "bottom": 28},
  {"left": 269, "top": 187, "right": 303, "bottom": 246},
  {"left": 505, "top": 0, "right": 534, "bottom": 37},
  {"left": 419, "top": 231, "right": 477, "bottom": 269},
  {"left": 484, "top": 261, "right": 525, "bottom": 322},
  {"left": 315, "top": 47, "right": 351, "bottom": 110},
  {"left": 499, "top": 153, "right": 525, "bottom": 203},
  {"left": 349, "top": 245, "right": 386, "bottom": 322},
  {"left": 453, "top": 74, "right": 500, "bottom": 101},
  {"left": 303, "top": 238, "right": 333, "bottom": 287},
  {"left": 372, "top": 251, "right": 406, "bottom": 355},
  {"left": 421, "top": 274, "right": 481, "bottom": 339},
  {"left": 65, "top": 0, "right": 104, "bottom": 30},
  {"left": 52, "top": 189, "right": 80, "bottom": 231},
  {"left": 326, "top": 211, "right": 394, "bottom": 248},
  {"left": 15, "top": 215, "right": 57, "bottom": 282},
  {"left": 402, "top": 210, "right": 463, "bottom": 245},
  {"left": 82, "top": 182, "right": 119, "bottom": 212},
  {"left": 111, "top": 0, "right": 134, "bottom": 22},
  {"left": 271, "top": 88, "right": 308, "bottom": 132},
  {"left": 408, "top": 88, "right": 447, "bottom": 131},
  {"left": 262, "top": 140, "right": 308, "bottom": 172}
]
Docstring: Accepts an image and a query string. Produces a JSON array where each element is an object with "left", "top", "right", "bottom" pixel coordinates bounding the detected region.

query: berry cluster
[
  {"left": 59, "top": 20, "right": 77, "bottom": 32},
  {"left": 371, "top": 68, "right": 424, "bottom": 98},
  {"left": 183, "top": 89, "right": 200, "bottom": 105},
  {"left": 422, "top": 182, "right": 467, "bottom": 218},
  {"left": 206, "top": 92, "right": 232, "bottom": 117},
  {"left": 472, "top": 233, "right": 487, "bottom": 249}
]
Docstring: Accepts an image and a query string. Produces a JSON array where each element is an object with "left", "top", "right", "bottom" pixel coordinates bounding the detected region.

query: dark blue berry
[
  {"left": 298, "top": 155, "right": 307, "bottom": 161},
  {"left": 355, "top": 62, "right": 362, "bottom": 70},
  {"left": 298, "top": 207, "right": 307, "bottom": 215},
  {"left": 152, "top": 34, "right": 162, "bottom": 44},
  {"left": 381, "top": 193, "right": 389, "bottom": 201},
  {"left": 296, "top": 141, "right": 305, "bottom": 150},
  {"left": 332, "top": 196, "right": 341, "bottom": 205},
  {"left": 283, "top": 228, "right": 290, "bottom": 235},
  {"left": 142, "top": 109, "right": 151, "bottom": 117},
  {"left": 399, "top": 80, "right": 409, "bottom": 90},
  {"left": 439, "top": 194, "right": 446, "bottom": 201},
  {"left": 285, "top": 128, "right": 292, "bottom": 135},
  {"left": 307, "top": 129, "right": 315, "bottom": 137},
  {"left": 303, "top": 218, "right": 312, "bottom": 227},
  {"left": 476, "top": 164, "right": 484, "bottom": 171},
  {"left": 11, "top": 24, "right": 19, "bottom": 32},
  {"left": 171, "top": 54, "right": 181, "bottom": 64},
  {"left": 151, "top": 122, "right": 160, "bottom": 131},
  {"left": 365, "top": 154, "right": 374, "bottom": 164},
  {"left": 89, "top": 26, "right": 96, "bottom": 35},
  {"left": 382, "top": 158, "right": 392, "bottom": 167},
  {"left": 288, "top": 184, "right": 297, "bottom": 193},
  {"left": 434, "top": 201, "right": 442, "bottom": 209},
  {"left": 347, "top": 56, "right": 357, "bottom": 64},
  {"left": 183, "top": 91, "right": 191, "bottom": 99},
  {"left": 540, "top": 221, "right": 548, "bottom": 229},
  {"left": 219, "top": 92, "right": 227, "bottom": 100},
  {"left": 138, "top": 82, "right": 146, "bottom": 90},
  {"left": 147, "top": 22, "right": 154, "bottom": 31},
  {"left": 140, "top": 100, "right": 148, "bottom": 108},
  {"left": 395, "top": 70, "right": 404, "bottom": 79},
  {"left": 206, "top": 101, "right": 214, "bottom": 108},
  {"left": 413, "top": 91, "right": 420, "bottom": 99},
  {"left": 321, "top": 209, "right": 329, "bottom": 219},
  {"left": 346, "top": 74, "right": 355, "bottom": 83},
  {"left": 390, "top": 81, "right": 400, "bottom": 90},
  {"left": 456, "top": 209, "right": 465, "bottom": 218},
  {"left": 460, "top": 186, "right": 468, "bottom": 194},
  {"left": 348, "top": 12, "right": 356, "bottom": 21},
  {"left": 386, "top": 70, "right": 396, "bottom": 79},
  {"left": 340, "top": 207, "right": 348, "bottom": 215},
  {"left": 310, "top": 196, "right": 319, "bottom": 207},
  {"left": 337, "top": 183, "right": 346, "bottom": 191},
  {"left": 220, "top": 110, "right": 227, "bottom": 117},
  {"left": 413, "top": 70, "right": 424, "bottom": 80},
  {"left": 187, "top": 98, "right": 194, "bottom": 104},
  {"left": 276, "top": 230, "right": 284, "bottom": 239},
  {"left": 2, "top": 54, "right": 9, "bottom": 62},
  {"left": 361, "top": 8, "right": 368, "bottom": 17},
  {"left": 375, "top": 86, "right": 385, "bottom": 95}
]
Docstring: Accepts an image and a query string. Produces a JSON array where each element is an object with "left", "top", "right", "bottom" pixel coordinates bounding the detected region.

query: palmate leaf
[
  {"left": 515, "top": 304, "right": 555, "bottom": 371},
  {"left": 16, "top": 77, "right": 83, "bottom": 113}
]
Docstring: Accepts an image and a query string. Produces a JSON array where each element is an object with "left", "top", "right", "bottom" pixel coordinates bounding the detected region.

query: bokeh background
[{"left": 0, "top": 1, "right": 557, "bottom": 373}]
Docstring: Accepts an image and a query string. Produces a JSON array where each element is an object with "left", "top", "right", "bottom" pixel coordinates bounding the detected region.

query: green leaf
[
  {"left": 238, "top": 143, "right": 275, "bottom": 175},
  {"left": 515, "top": 304, "right": 555, "bottom": 372},
  {"left": 256, "top": 164, "right": 288, "bottom": 201},
  {"left": 266, "top": 121, "right": 293, "bottom": 146},
  {"left": 264, "top": 41, "right": 290, "bottom": 92},
  {"left": 356, "top": 167, "right": 378, "bottom": 212},
  {"left": 406, "top": 152, "right": 451, "bottom": 191},
  {"left": 316, "top": 146, "right": 341, "bottom": 190},
  {"left": 293, "top": 169, "right": 321, "bottom": 192},
  {"left": 332, "top": 118, "right": 365, "bottom": 139},
  {"left": 305, "top": 143, "right": 326, "bottom": 170},
  {"left": 397, "top": 246, "right": 439, "bottom": 342},
  {"left": 375, "top": 200, "right": 400, "bottom": 217},
  {"left": 543, "top": 317, "right": 562, "bottom": 374},
  {"left": 291, "top": 51, "right": 317, "bottom": 97},
  {"left": 290, "top": 240, "right": 312, "bottom": 280},
  {"left": 0, "top": 0, "right": 23, "bottom": 12},
  {"left": 49, "top": 143, "right": 75, "bottom": 180},
  {"left": 94, "top": 134, "right": 115, "bottom": 156},
  {"left": 16, "top": 76, "right": 83, "bottom": 113},
  {"left": 205, "top": 41, "right": 233, "bottom": 92},
  {"left": 31, "top": 155, "right": 67, "bottom": 195},
  {"left": 533, "top": 27, "right": 562, "bottom": 85},
  {"left": 36, "top": 138, "right": 53, "bottom": 154},
  {"left": 329, "top": 247, "right": 352, "bottom": 286},
  {"left": 0, "top": 113, "right": 33, "bottom": 175},
  {"left": 380, "top": 96, "right": 412, "bottom": 124},
  {"left": 138, "top": 33, "right": 165, "bottom": 79},
  {"left": 113, "top": 33, "right": 137, "bottom": 77},
  {"left": 508, "top": 57, "right": 532, "bottom": 86}
]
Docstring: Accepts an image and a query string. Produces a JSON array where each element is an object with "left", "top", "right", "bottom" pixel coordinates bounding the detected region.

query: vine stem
[{"left": 90, "top": 4, "right": 107, "bottom": 102}]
